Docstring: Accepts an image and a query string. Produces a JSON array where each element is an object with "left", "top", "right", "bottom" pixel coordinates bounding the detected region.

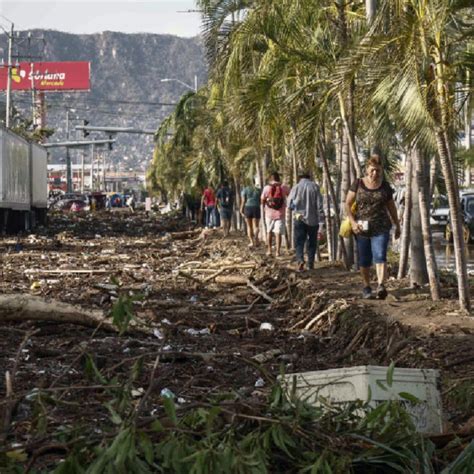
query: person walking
[
  {"left": 216, "top": 181, "right": 234, "bottom": 237},
  {"left": 288, "top": 172, "right": 324, "bottom": 271},
  {"left": 261, "top": 172, "right": 290, "bottom": 257},
  {"left": 345, "top": 154, "right": 401, "bottom": 299},
  {"left": 201, "top": 185, "right": 217, "bottom": 228},
  {"left": 240, "top": 178, "right": 262, "bottom": 247}
]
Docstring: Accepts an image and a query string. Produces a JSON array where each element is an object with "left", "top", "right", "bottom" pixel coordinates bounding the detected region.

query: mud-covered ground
[{"left": 0, "top": 210, "right": 473, "bottom": 468}]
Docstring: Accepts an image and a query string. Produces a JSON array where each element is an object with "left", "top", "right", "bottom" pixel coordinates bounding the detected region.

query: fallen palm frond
[{"left": 1, "top": 367, "right": 472, "bottom": 473}]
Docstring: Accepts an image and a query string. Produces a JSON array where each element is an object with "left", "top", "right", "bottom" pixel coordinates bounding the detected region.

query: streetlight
[{"left": 160, "top": 75, "right": 198, "bottom": 92}]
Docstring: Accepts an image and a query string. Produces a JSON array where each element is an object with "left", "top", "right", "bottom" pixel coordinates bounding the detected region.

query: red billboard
[{"left": 0, "top": 61, "right": 90, "bottom": 91}]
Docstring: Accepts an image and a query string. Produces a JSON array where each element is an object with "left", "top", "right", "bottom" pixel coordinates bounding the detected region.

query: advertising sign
[{"left": 0, "top": 61, "right": 90, "bottom": 91}]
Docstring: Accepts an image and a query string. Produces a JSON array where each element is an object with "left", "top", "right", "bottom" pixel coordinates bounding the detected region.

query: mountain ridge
[{"left": 0, "top": 29, "right": 207, "bottom": 171}]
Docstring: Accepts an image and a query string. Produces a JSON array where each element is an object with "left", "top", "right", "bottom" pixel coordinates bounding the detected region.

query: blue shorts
[{"left": 357, "top": 231, "right": 390, "bottom": 267}]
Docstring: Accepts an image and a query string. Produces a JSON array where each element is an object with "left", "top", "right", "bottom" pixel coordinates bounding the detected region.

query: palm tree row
[{"left": 148, "top": 0, "right": 474, "bottom": 311}]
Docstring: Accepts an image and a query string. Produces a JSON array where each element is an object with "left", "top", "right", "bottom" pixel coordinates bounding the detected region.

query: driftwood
[
  {"left": 247, "top": 281, "right": 275, "bottom": 303},
  {"left": 24, "top": 269, "right": 109, "bottom": 275},
  {"left": 215, "top": 275, "right": 248, "bottom": 286},
  {"left": 169, "top": 229, "right": 201, "bottom": 240},
  {"left": 0, "top": 293, "right": 135, "bottom": 333}
]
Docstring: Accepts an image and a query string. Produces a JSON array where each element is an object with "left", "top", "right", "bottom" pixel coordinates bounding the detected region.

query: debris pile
[{"left": 0, "top": 210, "right": 473, "bottom": 471}]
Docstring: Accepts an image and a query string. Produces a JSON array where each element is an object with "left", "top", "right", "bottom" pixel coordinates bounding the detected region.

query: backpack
[
  {"left": 266, "top": 183, "right": 284, "bottom": 210},
  {"left": 220, "top": 187, "right": 232, "bottom": 208}
]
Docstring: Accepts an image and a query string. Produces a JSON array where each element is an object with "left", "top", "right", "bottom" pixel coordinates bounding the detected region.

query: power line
[{"left": 6, "top": 92, "right": 177, "bottom": 107}]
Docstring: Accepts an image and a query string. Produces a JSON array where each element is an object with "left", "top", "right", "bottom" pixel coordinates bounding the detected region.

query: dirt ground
[{"left": 0, "top": 209, "right": 473, "bottom": 465}]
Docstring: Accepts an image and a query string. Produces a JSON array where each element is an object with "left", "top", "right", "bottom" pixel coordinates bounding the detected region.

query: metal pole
[
  {"left": 91, "top": 143, "right": 95, "bottom": 191},
  {"left": 81, "top": 149, "right": 85, "bottom": 193},
  {"left": 5, "top": 23, "right": 14, "bottom": 128},
  {"left": 30, "top": 63, "right": 36, "bottom": 125},
  {"left": 66, "top": 110, "right": 72, "bottom": 192},
  {"left": 102, "top": 153, "right": 106, "bottom": 191},
  {"left": 66, "top": 148, "right": 72, "bottom": 193},
  {"left": 194, "top": 75, "right": 198, "bottom": 92}
]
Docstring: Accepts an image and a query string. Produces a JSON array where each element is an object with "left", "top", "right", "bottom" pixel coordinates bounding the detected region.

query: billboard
[{"left": 0, "top": 61, "right": 90, "bottom": 91}]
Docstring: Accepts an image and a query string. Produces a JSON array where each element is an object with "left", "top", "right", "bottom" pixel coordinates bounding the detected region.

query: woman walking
[
  {"left": 240, "top": 179, "right": 262, "bottom": 247},
  {"left": 345, "top": 155, "right": 401, "bottom": 299}
]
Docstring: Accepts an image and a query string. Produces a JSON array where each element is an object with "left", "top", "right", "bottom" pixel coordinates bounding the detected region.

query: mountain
[{"left": 0, "top": 30, "right": 207, "bottom": 172}]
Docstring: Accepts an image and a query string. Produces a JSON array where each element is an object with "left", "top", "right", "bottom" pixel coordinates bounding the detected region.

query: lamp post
[{"left": 160, "top": 75, "right": 198, "bottom": 92}]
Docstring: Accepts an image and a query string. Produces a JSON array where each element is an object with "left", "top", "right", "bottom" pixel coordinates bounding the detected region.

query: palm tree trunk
[
  {"left": 398, "top": 153, "right": 412, "bottom": 279},
  {"left": 340, "top": 131, "right": 354, "bottom": 267},
  {"left": 318, "top": 141, "right": 349, "bottom": 268},
  {"left": 414, "top": 146, "right": 440, "bottom": 300},
  {"left": 365, "top": 0, "right": 377, "bottom": 24},
  {"left": 410, "top": 148, "right": 429, "bottom": 286},
  {"left": 338, "top": 93, "right": 362, "bottom": 178},
  {"left": 464, "top": 71, "right": 472, "bottom": 187},
  {"left": 435, "top": 131, "right": 470, "bottom": 311},
  {"left": 233, "top": 174, "right": 242, "bottom": 231},
  {"left": 429, "top": 156, "right": 438, "bottom": 201},
  {"left": 432, "top": 53, "right": 470, "bottom": 311}
]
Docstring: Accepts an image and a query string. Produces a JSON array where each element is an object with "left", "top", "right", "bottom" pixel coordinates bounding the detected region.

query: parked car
[
  {"left": 445, "top": 192, "right": 474, "bottom": 243},
  {"left": 49, "top": 193, "right": 89, "bottom": 213},
  {"left": 430, "top": 195, "right": 449, "bottom": 231}
]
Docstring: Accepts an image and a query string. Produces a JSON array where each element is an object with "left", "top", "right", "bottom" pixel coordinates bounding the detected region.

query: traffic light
[{"left": 83, "top": 120, "right": 90, "bottom": 138}]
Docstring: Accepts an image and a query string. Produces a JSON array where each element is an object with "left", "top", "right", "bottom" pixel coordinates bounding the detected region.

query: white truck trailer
[{"left": 0, "top": 126, "right": 48, "bottom": 232}]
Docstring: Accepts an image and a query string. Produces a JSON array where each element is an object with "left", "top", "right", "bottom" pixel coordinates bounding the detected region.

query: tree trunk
[
  {"left": 435, "top": 131, "right": 471, "bottom": 311},
  {"left": 340, "top": 131, "right": 354, "bottom": 267},
  {"left": 338, "top": 93, "right": 362, "bottom": 178},
  {"left": 365, "top": 0, "right": 377, "bottom": 24},
  {"left": 429, "top": 155, "right": 438, "bottom": 201},
  {"left": 464, "top": 71, "right": 472, "bottom": 187},
  {"left": 257, "top": 153, "right": 267, "bottom": 241},
  {"left": 0, "top": 294, "right": 140, "bottom": 333},
  {"left": 398, "top": 153, "right": 412, "bottom": 279},
  {"left": 318, "top": 140, "right": 349, "bottom": 268},
  {"left": 432, "top": 50, "right": 470, "bottom": 311},
  {"left": 409, "top": 148, "right": 429, "bottom": 286},
  {"left": 233, "top": 174, "right": 242, "bottom": 231},
  {"left": 414, "top": 146, "right": 440, "bottom": 300}
]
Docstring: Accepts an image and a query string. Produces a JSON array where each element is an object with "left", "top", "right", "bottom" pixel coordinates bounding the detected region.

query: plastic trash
[
  {"left": 30, "top": 281, "right": 42, "bottom": 290},
  {"left": 259, "top": 322, "right": 274, "bottom": 332},
  {"left": 153, "top": 328, "right": 165, "bottom": 340},
  {"left": 189, "top": 295, "right": 198, "bottom": 303},
  {"left": 254, "top": 378, "right": 265, "bottom": 388},
  {"left": 160, "top": 388, "right": 176, "bottom": 399},
  {"left": 184, "top": 328, "right": 210, "bottom": 336}
]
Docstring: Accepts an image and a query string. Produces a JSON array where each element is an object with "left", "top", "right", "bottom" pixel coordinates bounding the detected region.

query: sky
[{"left": 0, "top": 0, "right": 202, "bottom": 37}]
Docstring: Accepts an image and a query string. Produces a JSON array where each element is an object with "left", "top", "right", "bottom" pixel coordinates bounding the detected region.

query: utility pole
[
  {"left": 66, "top": 109, "right": 72, "bottom": 193},
  {"left": 5, "top": 22, "right": 14, "bottom": 128},
  {"left": 91, "top": 142, "right": 95, "bottom": 191}
]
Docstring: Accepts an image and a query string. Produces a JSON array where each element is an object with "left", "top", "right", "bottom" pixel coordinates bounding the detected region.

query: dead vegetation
[{"left": 0, "top": 210, "right": 473, "bottom": 471}]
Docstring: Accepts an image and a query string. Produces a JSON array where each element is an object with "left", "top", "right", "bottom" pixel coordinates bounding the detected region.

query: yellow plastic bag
[{"left": 339, "top": 202, "right": 357, "bottom": 238}]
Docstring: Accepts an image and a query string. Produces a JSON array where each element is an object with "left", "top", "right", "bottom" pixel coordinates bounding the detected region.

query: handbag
[
  {"left": 339, "top": 179, "right": 360, "bottom": 238},
  {"left": 339, "top": 202, "right": 357, "bottom": 238}
]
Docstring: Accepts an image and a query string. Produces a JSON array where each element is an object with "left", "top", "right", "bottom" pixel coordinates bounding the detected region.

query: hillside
[{"left": 0, "top": 30, "right": 207, "bottom": 171}]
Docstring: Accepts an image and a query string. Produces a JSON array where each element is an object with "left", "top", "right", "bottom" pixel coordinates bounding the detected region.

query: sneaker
[
  {"left": 376, "top": 284, "right": 388, "bottom": 300},
  {"left": 362, "top": 287, "right": 373, "bottom": 299},
  {"left": 297, "top": 262, "right": 305, "bottom": 272},
  {"left": 307, "top": 263, "right": 314, "bottom": 270}
]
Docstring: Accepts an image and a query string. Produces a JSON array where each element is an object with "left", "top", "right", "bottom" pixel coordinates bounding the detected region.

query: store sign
[{"left": 0, "top": 61, "right": 90, "bottom": 91}]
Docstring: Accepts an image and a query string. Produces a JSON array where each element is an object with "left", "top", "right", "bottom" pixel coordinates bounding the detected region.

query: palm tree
[{"left": 335, "top": 0, "right": 472, "bottom": 310}]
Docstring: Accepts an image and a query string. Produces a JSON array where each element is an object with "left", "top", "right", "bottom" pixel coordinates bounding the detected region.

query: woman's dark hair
[
  {"left": 366, "top": 154, "right": 383, "bottom": 169},
  {"left": 270, "top": 172, "right": 280, "bottom": 182}
]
